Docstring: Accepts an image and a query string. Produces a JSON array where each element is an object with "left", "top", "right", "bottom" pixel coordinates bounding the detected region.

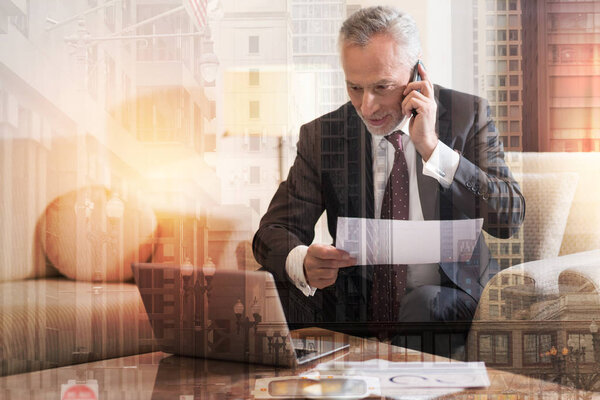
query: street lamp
[
  {"left": 202, "top": 257, "right": 216, "bottom": 286},
  {"left": 266, "top": 327, "right": 288, "bottom": 366},
  {"left": 233, "top": 297, "right": 262, "bottom": 334},
  {"left": 73, "top": 191, "right": 124, "bottom": 285},
  {"left": 199, "top": 48, "right": 219, "bottom": 83},
  {"left": 106, "top": 193, "right": 125, "bottom": 219},
  {"left": 181, "top": 256, "right": 195, "bottom": 298}
]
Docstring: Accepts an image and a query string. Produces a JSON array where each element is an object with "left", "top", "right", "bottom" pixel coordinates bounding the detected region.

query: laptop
[{"left": 131, "top": 263, "right": 349, "bottom": 367}]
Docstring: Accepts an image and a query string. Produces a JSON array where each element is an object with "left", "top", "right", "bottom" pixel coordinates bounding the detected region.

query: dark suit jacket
[{"left": 253, "top": 85, "right": 525, "bottom": 324}]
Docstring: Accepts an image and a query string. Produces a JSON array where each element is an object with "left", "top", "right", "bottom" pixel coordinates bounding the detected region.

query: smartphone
[
  {"left": 399, "top": 60, "right": 423, "bottom": 128},
  {"left": 409, "top": 60, "right": 422, "bottom": 117}
]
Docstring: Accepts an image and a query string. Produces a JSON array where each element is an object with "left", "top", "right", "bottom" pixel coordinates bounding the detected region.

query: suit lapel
[{"left": 345, "top": 105, "right": 374, "bottom": 219}]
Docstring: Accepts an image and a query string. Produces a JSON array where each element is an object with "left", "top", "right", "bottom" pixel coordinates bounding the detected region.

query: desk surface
[{"left": 0, "top": 328, "right": 594, "bottom": 400}]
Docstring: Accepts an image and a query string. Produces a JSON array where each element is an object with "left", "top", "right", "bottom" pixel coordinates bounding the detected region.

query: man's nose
[{"left": 360, "top": 91, "right": 378, "bottom": 117}]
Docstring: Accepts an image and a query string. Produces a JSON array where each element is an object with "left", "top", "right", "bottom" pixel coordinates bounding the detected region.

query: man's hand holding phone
[
  {"left": 303, "top": 244, "right": 357, "bottom": 289},
  {"left": 402, "top": 61, "right": 438, "bottom": 162}
]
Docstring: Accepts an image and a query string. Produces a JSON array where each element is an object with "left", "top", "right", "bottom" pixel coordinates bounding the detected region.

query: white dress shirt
[{"left": 286, "top": 119, "right": 461, "bottom": 296}]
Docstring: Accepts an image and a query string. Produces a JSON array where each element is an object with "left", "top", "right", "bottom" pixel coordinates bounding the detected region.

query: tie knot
[{"left": 385, "top": 131, "right": 403, "bottom": 152}]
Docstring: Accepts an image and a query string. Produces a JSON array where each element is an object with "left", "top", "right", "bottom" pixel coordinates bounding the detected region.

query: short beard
[{"left": 356, "top": 111, "right": 403, "bottom": 136}]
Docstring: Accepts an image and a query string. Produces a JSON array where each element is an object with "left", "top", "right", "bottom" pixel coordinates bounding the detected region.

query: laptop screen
[{"left": 132, "top": 263, "right": 303, "bottom": 367}]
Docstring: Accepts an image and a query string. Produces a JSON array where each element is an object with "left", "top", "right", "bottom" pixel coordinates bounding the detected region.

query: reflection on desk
[{"left": 0, "top": 328, "right": 595, "bottom": 399}]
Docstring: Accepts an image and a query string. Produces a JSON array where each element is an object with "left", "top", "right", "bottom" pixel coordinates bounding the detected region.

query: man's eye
[
  {"left": 349, "top": 86, "right": 362, "bottom": 92},
  {"left": 376, "top": 85, "right": 391, "bottom": 91}
]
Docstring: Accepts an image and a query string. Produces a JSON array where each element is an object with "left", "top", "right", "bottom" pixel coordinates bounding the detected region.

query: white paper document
[
  {"left": 304, "top": 360, "right": 490, "bottom": 400},
  {"left": 311, "top": 360, "right": 490, "bottom": 388},
  {"left": 335, "top": 217, "right": 484, "bottom": 265}
]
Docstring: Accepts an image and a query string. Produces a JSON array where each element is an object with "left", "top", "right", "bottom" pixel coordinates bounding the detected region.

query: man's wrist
[
  {"left": 415, "top": 136, "right": 438, "bottom": 162},
  {"left": 285, "top": 245, "right": 316, "bottom": 296},
  {"left": 422, "top": 140, "right": 460, "bottom": 188}
]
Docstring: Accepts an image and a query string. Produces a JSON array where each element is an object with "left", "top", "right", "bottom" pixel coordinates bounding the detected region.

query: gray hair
[{"left": 339, "top": 6, "right": 421, "bottom": 68}]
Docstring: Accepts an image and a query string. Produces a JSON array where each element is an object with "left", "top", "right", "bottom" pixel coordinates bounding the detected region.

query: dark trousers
[{"left": 278, "top": 271, "right": 478, "bottom": 359}]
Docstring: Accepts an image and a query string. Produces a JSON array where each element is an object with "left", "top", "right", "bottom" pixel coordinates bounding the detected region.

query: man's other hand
[{"left": 304, "top": 244, "right": 357, "bottom": 289}]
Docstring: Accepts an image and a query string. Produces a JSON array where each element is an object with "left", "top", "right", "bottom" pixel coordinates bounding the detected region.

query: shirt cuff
[
  {"left": 285, "top": 245, "right": 317, "bottom": 297},
  {"left": 422, "top": 140, "right": 460, "bottom": 188}
]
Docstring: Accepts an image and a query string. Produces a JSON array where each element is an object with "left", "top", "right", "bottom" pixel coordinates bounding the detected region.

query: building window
[
  {"left": 489, "top": 289, "right": 499, "bottom": 301},
  {"left": 497, "top": 30, "right": 507, "bottom": 41},
  {"left": 567, "top": 333, "right": 596, "bottom": 363},
  {"left": 498, "top": 60, "right": 507, "bottom": 73},
  {"left": 509, "top": 30, "right": 519, "bottom": 41},
  {"left": 497, "top": 0, "right": 506, "bottom": 11},
  {"left": 105, "top": 3, "right": 116, "bottom": 32},
  {"left": 510, "top": 121, "right": 520, "bottom": 132},
  {"left": 249, "top": 68, "right": 260, "bottom": 86},
  {"left": 479, "top": 332, "right": 511, "bottom": 365},
  {"left": 249, "top": 35, "right": 259, "bottom": 54},
  {"left": 510, "top": 136, "right": 520, "bottom": 148},
  {"left": 498, "top": 121, "right": 508, "bottom": 133},
  {"left": 392, "top": 335, "right": 422, "bottom": 356},
  {"left": 250, "top": 198, "right": 260, "bottom": 214},
  {"left": 10, "top": 0, "right": 29, "bottom": 37},
  {"left": 434, "top": 333, "right": 467, "bottom": 360},
  {"left": 250, "top": 166, "right": 260, "bottom": 184},
  {"left": 249, "top": 133, "right": 261, "bottom": 152},
  {"left": 510, "top": 91, "right": 519, "bottom": 101},
  {"left": 509, "top": 75, "right": 519, "bottom": 86},
  {"left": 509, "top": 0, "right": 518, "bottom": 11},
  {"left": 498, "top": 90, "right": 507, "bottom": 102},
  {"left": 249, "top": 101, "right": 260, "bottom": 118},
  {"left": 510, "top": 45, "right": 519, "bottom": 56},
  {"left": 489, "top": 305, "right": 499, "bottom": 318}
]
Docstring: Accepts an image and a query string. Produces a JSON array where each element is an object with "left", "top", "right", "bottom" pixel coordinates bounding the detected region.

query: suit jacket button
[
  {"left": 482, "top": 193, "right": 490, "bottom": 200},
  {"left": 466, "top": 181, "right": 473, "bottom": 188}
]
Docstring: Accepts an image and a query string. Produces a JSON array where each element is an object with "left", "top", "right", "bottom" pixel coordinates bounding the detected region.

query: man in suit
[{"left": 253, "top": 6, "right": 524, "bottom": 343}]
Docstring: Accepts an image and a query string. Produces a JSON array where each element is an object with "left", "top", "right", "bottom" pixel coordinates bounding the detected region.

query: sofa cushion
[
  {"left": 0, "top": 278, "right": 153, "bottom": 376},
  {"left": 506, "top": 152, "right": 600, "bottom": 256},
  {"left": 39, "top": 186, "right": 156, "bottom": 282},
  {"left": 516, "top": 172, "right": 579, "bottom": 263}
]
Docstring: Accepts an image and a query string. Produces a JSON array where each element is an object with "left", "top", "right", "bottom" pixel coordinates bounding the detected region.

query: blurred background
[{"left": 0, "top": 0, "right": 598, "bottom": 275}]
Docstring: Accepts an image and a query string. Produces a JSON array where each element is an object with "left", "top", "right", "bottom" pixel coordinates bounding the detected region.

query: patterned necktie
[{"left": 371, "top": 131, "right": 409, "bottom": 322}]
